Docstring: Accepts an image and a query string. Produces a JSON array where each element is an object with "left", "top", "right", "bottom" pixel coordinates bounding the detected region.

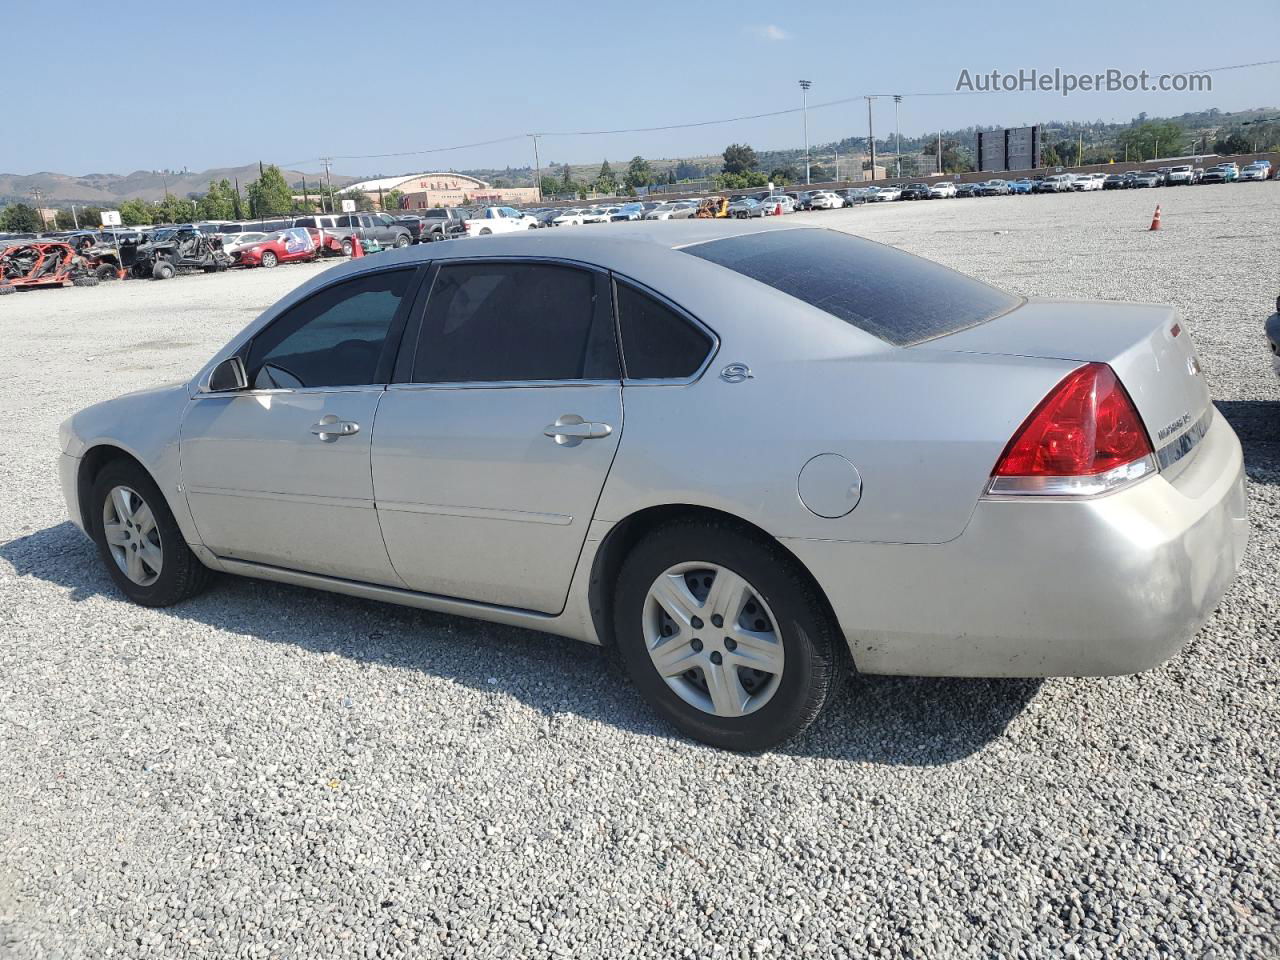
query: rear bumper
[{"left": 785, "top": 409, "right": 1248, "bottom": 677}]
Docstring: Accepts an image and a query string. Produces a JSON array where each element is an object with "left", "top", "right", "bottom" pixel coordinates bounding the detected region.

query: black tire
[
  {"left": 90, "top": 459, "right": 213, "bottom": 607},
  {"left": 613, "top": 520, "right": 845, "bottom": 751},
  {"left": 0, "top": 284, "right": 14, "bottom": 295},
  {"left": 395, "top": 234, "right": 410, "bottom": 248},
  {"left": 261, "top": 250, "right": 278, "bottom": 268},
  {"left": 94, "top": 263, "right": 118, "bottom": 281},
  {"left": 152, "top": 260, "right": 175, "bottom": 280},
  {"left": 342, "top": 239, "right": 353, "bottom": 256},
  {"left": 73, "top": 276, "right": 100, "bottom": 287}
]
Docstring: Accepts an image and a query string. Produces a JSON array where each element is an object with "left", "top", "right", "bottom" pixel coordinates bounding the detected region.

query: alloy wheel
[
  {"left": 101, "top": 485, "right": 163, "bottom": 586},
  {"left": 643, "top": 562, "right": 784, "bottom": 718}
]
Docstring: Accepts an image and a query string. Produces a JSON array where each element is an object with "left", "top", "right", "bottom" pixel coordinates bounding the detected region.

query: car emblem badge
[{"left": 720, "top": 363, "right": 754, "bottom": 384}]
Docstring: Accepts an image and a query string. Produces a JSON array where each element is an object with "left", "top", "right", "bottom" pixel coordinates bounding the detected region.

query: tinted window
[
  {"left": 615, "top": 282, "right": 712, "bottom": 380},
  {"left": 412, "top": 262, "right": 617, "bottom": 383},
  {"left": 294, "top": 217, "right": 316, "bottom": 228},
  {"left": 247, "top": 269, "right": 412, "bottom": 389},
  {"left": 683, "top": 229, "right": 1019, "bottom": 347}
]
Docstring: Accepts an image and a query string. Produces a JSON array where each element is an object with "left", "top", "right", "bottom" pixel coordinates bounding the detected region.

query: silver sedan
[{"left": 59, "top": 221, "right": 1249, "bottom": 751}]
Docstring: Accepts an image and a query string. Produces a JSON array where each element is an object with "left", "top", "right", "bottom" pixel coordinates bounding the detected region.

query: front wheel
[
  {"left": 613, "top": 520, "right": 845, "bottom": 751},
  {"left": 341, "top": 239, "right": 353, "bottom": 256},
  {"left": 91, "top": 460, "right": 213, "bottom": 607},
  {"left": 261, "top": 250, "right": 278, "bottom": 268},
  {"left": 395, "top": 234, "right": 410, "bottom": 247}
]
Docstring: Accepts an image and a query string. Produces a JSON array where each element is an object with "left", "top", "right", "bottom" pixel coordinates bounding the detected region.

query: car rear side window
[
  {"left": 614, "top": 281, "right": 713, "bottom": 380},
  {"left": 412, "top": 262, "right": 618, "bottom": 383},
  {"left": 683, "top": 228, "right": 1020, "bottom": 346},
  {"left": 247, "top": 269, "right": 413, "bottom": 389}
]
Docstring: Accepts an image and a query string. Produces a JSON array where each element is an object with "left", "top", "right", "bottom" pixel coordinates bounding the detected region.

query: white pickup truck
[{"left": 463, "top": 206, "right": 538, "bottom": 237}]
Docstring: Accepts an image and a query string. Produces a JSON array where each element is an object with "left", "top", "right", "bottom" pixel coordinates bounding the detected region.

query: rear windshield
[{"left": 682, "top": 228, "right": 1020, "bottom": 347}]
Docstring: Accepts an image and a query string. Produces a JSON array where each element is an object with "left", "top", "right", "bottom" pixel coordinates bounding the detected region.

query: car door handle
[
  {"left": 543, "top": 414, "right": 612, "bottom": 447},
  {"left": 311, "top": 415, "right": 360, "bottom": 442}
]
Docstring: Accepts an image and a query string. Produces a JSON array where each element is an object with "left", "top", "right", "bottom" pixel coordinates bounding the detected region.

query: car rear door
[
  {"left": 181, "top": 266, "right": 423, "bottom": 585},
  {"left": 370, "top": 258, "right": 622, "bottom": 614}
]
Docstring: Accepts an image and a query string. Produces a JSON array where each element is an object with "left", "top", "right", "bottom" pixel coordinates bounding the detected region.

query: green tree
[
  {"left": 540, "top": 176, "right": 563, "bottom": 198},
  {"left": 1116, "top": 121, "right": 1183, "bottom": 161},
  {"left": 595, "top": 159, "right": 617, "bottom": 194},
  {"left": 722, "top": 143, "right": 758, "bottom": 175},
  {"left": 246, "top": 163, "right": 295, "bottom": 216},
  {"left": 0, "top": 203, "right": 40, "bottom": 232},
  {"left": 1041, "top": 144, "right": 1061, "bottom": 167},
  {"left": 382, "top": 188, "right": 404, "bottom": 211},
  {"left": 561, "top": 163, "right": 573, "bottom": 186},
  {"left": 938, "top": 140, "right": 972, "bottom": 173},
  {"left": 335, "top": 188, "right": 374, "bottom": 212},
  {"left": 1214, "top": 130, "right": 1251, "bottom": 155},
  {"left": 624, "top": 155, "right": 653, "bottom": 191},
  {"left": 199, "top": 179, "right": 235, "bottom": 220},
  {"left": 809, "top": 164, "right": 831, "bottom": 181},
  {"left": 155, "top": 194, "right": 198, "bottom": 223},
  {"left": 674, "top": 160, "right": 703, "bottom": 180},
  {"left": 119, "top": 199, "right": 154, "bottom": 226},
  {"left": 769, "top": 167, "right": 797, "bottom": 185}
]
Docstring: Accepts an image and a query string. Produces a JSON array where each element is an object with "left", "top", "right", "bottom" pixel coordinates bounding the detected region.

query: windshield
[{"left": 683, "top": 229, "right": 1020, "bottom": 347}]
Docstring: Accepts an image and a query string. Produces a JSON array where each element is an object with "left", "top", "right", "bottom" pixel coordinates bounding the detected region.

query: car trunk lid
[{"left": 920, "top": 299, "right": 1213, "bottom": 480}]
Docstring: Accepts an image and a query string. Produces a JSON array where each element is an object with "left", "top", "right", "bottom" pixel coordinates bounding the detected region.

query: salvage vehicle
[
  {"left": 694, "top": 196, "right": 730, "bottom": 218},
  {"left": 0, "top": 240, "right": 97, "bottom": 293},
  {"left": 58, "top": 221, "right": 1248, "bottom": 752},
  {"left": 232, "top": 228, "right": 319, "bottom": 268},
  {"left": 130, "top": 227, "right": 232, "bottom": 279}
]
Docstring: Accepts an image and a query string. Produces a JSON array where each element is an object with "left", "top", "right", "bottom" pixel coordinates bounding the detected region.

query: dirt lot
[{"left": 2, "top": 185, "right": 1278, "bottom": 959}]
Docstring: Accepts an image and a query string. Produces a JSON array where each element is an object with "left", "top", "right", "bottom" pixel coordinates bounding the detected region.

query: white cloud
[{"left": 747, "top": 24, "right": 790, "bottom": 41}]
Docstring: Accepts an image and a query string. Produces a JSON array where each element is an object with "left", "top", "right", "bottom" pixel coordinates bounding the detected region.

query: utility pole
[
  {"left": 530, "top": 134, "right": 543, "bottom": 201},
  {"left": 31, "top": 189, "right": 47, "bottom": 230},
  {"left": 865, "top": 97, "right": 877, "bottom": 182},
  {"left": 798, "top": 81, "right": 812, "bottom": 185},
  {"left": 320, "top": 157, "right": 334, "bottom": 213},
  {"left": 893, "top": 95, "right": 902, "bottom": 178},
  {"left": 71, "top": 204, "right": 79, "bottom": 229},
  {"left": 834, "top": 142, "right": 839, "bottom": 182},
  {"left": 937, "top": 132, "right": 942, "bottom": 173}
]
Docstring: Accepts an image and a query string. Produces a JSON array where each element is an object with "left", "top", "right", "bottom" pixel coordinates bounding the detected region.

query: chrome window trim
[
  {"left": 191, "top": 384, "right": 387, "bottom": 400},
  {"left": 385, "top": 379, "right": 618, "bottom": 393}
]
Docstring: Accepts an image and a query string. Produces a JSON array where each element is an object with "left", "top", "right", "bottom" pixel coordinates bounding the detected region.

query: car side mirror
[{"left": 208, "top": 356, "right": 248, "bottom": 392}]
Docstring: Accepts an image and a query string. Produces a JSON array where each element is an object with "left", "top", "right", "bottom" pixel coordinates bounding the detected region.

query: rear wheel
[
  {"left": 151, "top": 260, "right": 175, "bottom": 280},
  {"left": 341, "top": 239, "right": 353, "bottom": 256},
  {"left": 73, "top": 276, "right": 99, "bottom": 287},
  {"left": 91, "top": 460, "right": 213, "bottom": 607},
  {"left": 395, "top": 234, "right": 410, "bottom": 248},
  {"left": 94, "top": 263, "right": 118, "bottom": 281},
  {"left": 613, "top": 520, "right": 844, "bottom": 751}
]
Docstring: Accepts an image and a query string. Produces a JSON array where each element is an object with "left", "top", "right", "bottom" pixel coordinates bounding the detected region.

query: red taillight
[{"left": 990, "top": 363, "right": 1155, "bottom": 495}]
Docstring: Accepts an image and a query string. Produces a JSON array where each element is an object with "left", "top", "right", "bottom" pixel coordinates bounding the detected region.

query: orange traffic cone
[
  {"left": 350, "top": 234, "right": 364, "bottom": 258},
  {"left": 1149, "top": 205, "right": 1161, "bottom": 231},
  {"left": 774, "top": 201, "right": 783, "bottom": 216}
]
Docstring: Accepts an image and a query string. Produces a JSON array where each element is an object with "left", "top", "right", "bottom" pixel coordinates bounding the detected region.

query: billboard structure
[{"left": 977, "top": 125, "right": 1042, "bottom": 172}]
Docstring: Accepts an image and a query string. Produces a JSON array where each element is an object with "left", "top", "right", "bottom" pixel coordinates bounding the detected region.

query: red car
[{"left": 234, "top": 228, "right": 320, "bottom": 268}]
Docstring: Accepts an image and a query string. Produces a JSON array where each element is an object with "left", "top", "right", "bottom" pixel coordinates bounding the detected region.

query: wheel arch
[
  {"left": 77, "top": 445, "right": 155, "bottom": 537},
  {"left": 585, "top": 503, "right": 839, "bottom": 650}
]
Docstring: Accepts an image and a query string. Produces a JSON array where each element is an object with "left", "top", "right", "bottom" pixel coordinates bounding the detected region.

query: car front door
[
  {"left": 371, "top": 259, "right": 622, "bottom": 614},
  {"left": 181, "top": 266, "right": 421, "bottom": 585}
]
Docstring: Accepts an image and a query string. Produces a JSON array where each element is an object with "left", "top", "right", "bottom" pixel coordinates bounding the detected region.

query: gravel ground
[{"left": 2, "top": 185, "right": 1278, "bottom": 959}]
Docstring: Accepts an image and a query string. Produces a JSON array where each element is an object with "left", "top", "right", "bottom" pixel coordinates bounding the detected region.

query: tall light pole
[
  {"left": 530, "top": 134, "right": 543, "bottom": 201},
  {"left": 799, "top": 80, "right": 812, "bottom": 185},
  {"left": 865, "top": 97, "right": 877, "bottom": 181},
  {"left": 893, "top": 94, "right": 902, "bottom": 178}
]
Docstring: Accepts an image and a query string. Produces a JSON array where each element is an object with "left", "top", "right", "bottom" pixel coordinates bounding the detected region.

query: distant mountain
[{"left": 0, "top": 164, "right": 360, "bottom": 206}]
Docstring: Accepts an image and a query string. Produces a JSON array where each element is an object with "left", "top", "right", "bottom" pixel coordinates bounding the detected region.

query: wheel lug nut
[
  {"left": 711, "top": 614, "right": 723, "bottom": 628},
  {"left": 725, "top": 638, "right": 737, "bottom": 651},
  {"left": 709, "top": 651, "right": 723, "bottom": 665},
  {"left": 691, "top": 616, "right": 703, "bottom": 630},
  {"left": 691, "top": 638, "right": 703, "bottom": 653}
]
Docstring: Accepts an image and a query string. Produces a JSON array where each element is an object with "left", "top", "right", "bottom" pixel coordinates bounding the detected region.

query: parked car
[
  {"left": 928, "top": 182, "right": 957, "bottom": 199},
  {"left": 872, "top": 186, "right": 902, "bottom": 201},
  {"left": 728, "top": 197, "right": 767, "bottom": 219},
  {"left": 1201, "top": 166, "right": 1229, "bottom": 184},
  {"left": 1130, "top": 171, "right": 1161, "bottom": 188},
  {"left": 669, "top": 200, "right": 701, "bottom": 219},
  {"left": 1071, "top": 174, "right": 1105, "bottom": 191},
  {"left": 841, "top": 189, "right": 871, "bottom": 205},
  {"left": 955, "top": 182, "right": 982, "bottom": 198},
  {"left": 1039, "top": 174, "right": 1076, "bottom": 193},
  {"left": 293, "top": 214, "right": 412, "bottom": 253},
  {"left": 0, "top": 240, "right": 98, "bottom": 292},
  {"left": 1165, "top": 165, "right": 1195, "bottom": 186},
  {"left": 1103, "top": 173, "right": 1128, "bottom": 190},
  {"left": 59, "top": 221, "right": 1248, "bottom": 752},
  {"left": 553, "top": 208, "right": 588, "bottom": 226},
  {"left": 233, "top": 228, "right": 319, "bottom": 268},
  {"left": 464, "top": 207, "right": 538, "bottom": 236},
  {"left": 976, "top": 180, "right": 1011, "bottom": 196},
  {"left": 1267, "top": 294, "right": 1280, "bottom": 379},
  {"left": 1240, "top": 162, "right": 1271, "bottom": 182},
  {"left": 397, "top": 207, "right": 468, "bottom": 241},
  {"left": 219, "top": 232, "right": 270, "bottom": 257},
  {"left": 790, "top": 191, "right": 816, "bottom": 211},
  {"left": 530, "top": 209, "right": 562, "bottom": 228},
  {"left": 1007, "top": 179, "right": 1035, "bottom": 195},
  {"left": 806, "top": 191, "right": 843, "bottom": 210},
  {"left": 643, "top": 202, "right": 680, "bottom": 220},
  {"left": 130, "top": 227, "right": 232, "bottom": 279},
  {"left": 900, "top": 183, "right": 932, "bottom": 201},
  {"left": 581, "top": 208, "right": 612, "bottom": 224},
  {"left": 762, "top": 195, "right": 797, "bottom": 214},
  {"left": 611, "top": 203, "right": 646, "bottom": 222}
]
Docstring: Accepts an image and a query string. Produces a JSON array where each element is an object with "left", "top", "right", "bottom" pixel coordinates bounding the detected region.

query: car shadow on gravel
[
  {"left": 3, "top": 522, "right": 1039, "bottom": 765},
  {"left": 1217, "top": 399, "right": 1280, "bottom": 482}
]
